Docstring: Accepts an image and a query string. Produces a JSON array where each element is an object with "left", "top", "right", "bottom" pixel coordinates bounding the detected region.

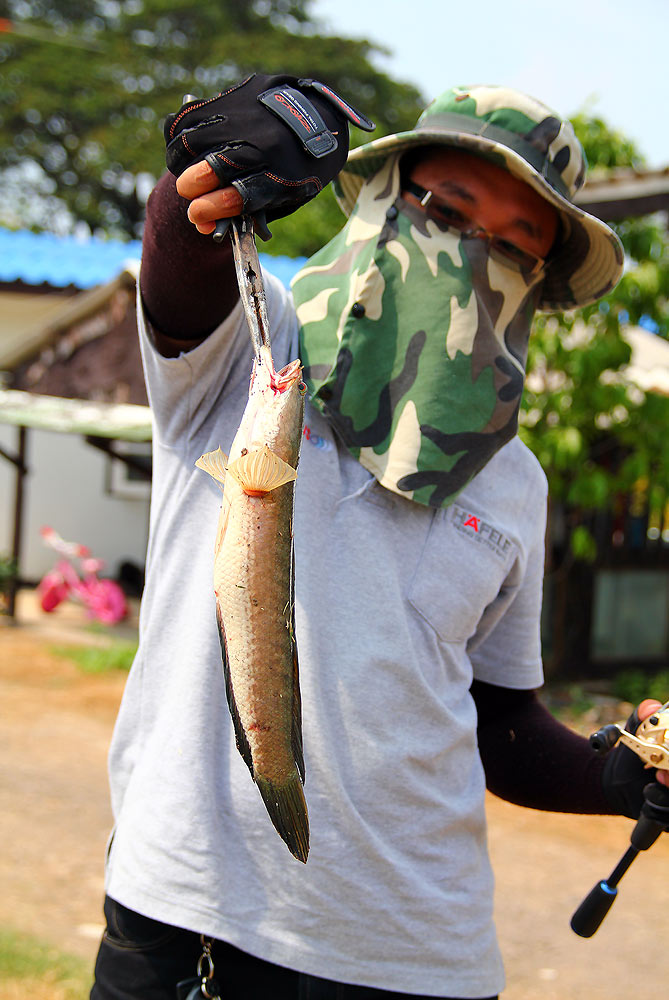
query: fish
[{"left": 196, "top": 343, "right": 309, "bottom": 862}]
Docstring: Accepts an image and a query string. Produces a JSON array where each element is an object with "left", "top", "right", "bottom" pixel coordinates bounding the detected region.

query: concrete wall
[{"left": 0, "top": 422, "right": 149, "bottom": 582}]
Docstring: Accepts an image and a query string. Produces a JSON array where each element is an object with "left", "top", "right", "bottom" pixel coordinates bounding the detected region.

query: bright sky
[{"left": 312, "top": 0, "right": 668, "bottom": 168}]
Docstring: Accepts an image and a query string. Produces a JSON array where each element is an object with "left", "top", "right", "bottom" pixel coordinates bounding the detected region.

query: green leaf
[
  {"left": 0, "top": 0, "right": 425, "bottom": 242},
  {"left": 570, "top": 525, "right": 598, "bottom": 563}
]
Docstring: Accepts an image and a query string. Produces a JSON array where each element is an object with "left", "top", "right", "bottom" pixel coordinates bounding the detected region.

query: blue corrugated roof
[
  {"left": 0, "top": 228, "right": 142, "bottom": 289},
  {"left": 0, "top": 227, "right": 306, "bottom": 290}
]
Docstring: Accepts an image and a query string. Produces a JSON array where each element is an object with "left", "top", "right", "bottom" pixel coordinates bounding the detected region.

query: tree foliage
[
  {"left": 5, "top": 3, "right": 668, "bottom": 562},
  {"left": 0, "top": 0, "right": 424, "bottom": 250},
  {"left": 520, "top": 115, "right": 669, "bottom": 560}
]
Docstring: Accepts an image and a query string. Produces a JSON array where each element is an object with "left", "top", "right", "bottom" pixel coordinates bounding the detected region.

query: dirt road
[{"left": 2, "top": 593, "right": 668, "bottom": 998}]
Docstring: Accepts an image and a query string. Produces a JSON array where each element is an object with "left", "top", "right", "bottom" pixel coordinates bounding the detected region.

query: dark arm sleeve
[
  {"left": 471, "top": 679, "right": 611, "bottom": 814},
  {"left": 139, "top": 172, "right": 239, "bottom": 351}
]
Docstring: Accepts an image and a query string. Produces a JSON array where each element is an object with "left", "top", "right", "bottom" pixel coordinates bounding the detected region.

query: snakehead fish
[{"left": 196, "top": 343, "right": 308, "bottom": 863}]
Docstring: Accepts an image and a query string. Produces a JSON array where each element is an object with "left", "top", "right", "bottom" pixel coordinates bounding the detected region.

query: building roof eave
[{"left": 0, "top": 388, "right": 152, "bottom": 441}]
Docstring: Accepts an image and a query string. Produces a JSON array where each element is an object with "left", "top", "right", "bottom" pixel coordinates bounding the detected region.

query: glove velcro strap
[
  {"left": 258, "top": 86, "right": 338, "bottom": 158},
  {"left": 298, "top": 79, "right": 376, "bottom": 133}
]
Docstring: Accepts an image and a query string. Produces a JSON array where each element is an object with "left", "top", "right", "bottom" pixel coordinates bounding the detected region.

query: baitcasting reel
[{"left": 589, "top": 703, "right": 669, "bottom": 771}]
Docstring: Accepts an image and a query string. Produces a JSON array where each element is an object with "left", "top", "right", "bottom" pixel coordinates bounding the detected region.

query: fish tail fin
[
  {"left": 227, "top": 445, "right": 297, "bottom": 496},
  {"left": 256, "top": 772, "right": 310, "bottom": 863}
]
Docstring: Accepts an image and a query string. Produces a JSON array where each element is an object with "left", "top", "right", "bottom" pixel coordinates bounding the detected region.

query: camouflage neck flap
[{"left": 291, "top": 156, "right": 543, "bottom": 509}]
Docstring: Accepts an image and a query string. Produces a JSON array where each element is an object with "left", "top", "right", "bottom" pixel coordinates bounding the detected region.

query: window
[
  {"left": 106, "top": 441, "right": 152, "bottom": 499},
  {"left": 591, "top": 569, "right": 669, "bottom": 660}
]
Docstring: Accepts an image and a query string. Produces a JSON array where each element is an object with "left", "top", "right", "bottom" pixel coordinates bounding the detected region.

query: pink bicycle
[{"left": 37, "top": 526, "right": 128, "bottom": 625}]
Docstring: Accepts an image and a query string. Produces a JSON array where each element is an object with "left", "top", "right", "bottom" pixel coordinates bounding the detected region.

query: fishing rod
[{"left": 570, "top": 703, "right": 669, "bottom": 937}]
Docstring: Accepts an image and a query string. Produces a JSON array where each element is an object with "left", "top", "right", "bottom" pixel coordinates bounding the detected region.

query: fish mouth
[
  {"left": 271, "top": 358, "right": 302, "bottom": 392},
  {"left": 256, "top": 345, "right": 302, "bottom": 395}
]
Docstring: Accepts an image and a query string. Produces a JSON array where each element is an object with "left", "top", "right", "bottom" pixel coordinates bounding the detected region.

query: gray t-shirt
[{"left": 105, "top": 269, "right": 547, "bottom": 997}]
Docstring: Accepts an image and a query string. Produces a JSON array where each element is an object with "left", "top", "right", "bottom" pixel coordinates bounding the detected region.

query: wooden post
[{"left": 7, "top": 426, "right": 27, "bottom": 620}]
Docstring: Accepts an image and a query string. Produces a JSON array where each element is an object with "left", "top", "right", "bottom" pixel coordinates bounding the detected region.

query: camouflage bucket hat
[{"left": 333, "top": 85, "right": 624, "bottom": 311}]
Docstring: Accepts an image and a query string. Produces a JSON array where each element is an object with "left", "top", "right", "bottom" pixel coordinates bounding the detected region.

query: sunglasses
[{"left": 402, "top": 179, "right": 548, "bottom": 276}]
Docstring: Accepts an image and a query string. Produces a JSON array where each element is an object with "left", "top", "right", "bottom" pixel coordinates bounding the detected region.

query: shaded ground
[{"left": 2, "top": 590, "right": 669, "bottom": 998}]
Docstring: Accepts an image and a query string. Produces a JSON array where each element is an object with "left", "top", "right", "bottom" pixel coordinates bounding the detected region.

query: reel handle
[
  {"left": 570, "top": 876, "right": 621, "bottom": 938},
  {"left": 571, "top": 782, "right": 669, "bottom": 937}
]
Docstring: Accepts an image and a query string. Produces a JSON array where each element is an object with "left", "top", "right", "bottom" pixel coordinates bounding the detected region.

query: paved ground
[{"left": 2, "top": 590, "right": 668, "bottom": 998}]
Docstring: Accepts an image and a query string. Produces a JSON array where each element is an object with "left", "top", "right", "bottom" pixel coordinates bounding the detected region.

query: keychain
[{"left": 176, "top": 936, "right": 223, "bottom": 1000}]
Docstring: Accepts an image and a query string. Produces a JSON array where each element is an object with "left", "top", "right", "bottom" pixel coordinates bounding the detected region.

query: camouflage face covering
[{"left": 291, "top": 155, "right": 544, "bottom": 509}]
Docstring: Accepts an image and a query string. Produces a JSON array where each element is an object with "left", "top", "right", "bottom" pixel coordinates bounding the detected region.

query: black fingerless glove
[
  {"left": 601, "top": 708, "right": 658, "bottom": 819},
  {"left": 164, "top": 73, "right": 374, "bottom": 226}
]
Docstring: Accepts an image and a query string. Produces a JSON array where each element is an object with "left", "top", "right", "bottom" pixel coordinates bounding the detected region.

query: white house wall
[{"left": 0, "top": 422, "right": 149, "bottom": 581}]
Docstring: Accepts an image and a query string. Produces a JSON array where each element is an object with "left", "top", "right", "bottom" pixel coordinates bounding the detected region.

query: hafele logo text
[{"left": 451, "top": 503, "right": 513, "bottom": 560}]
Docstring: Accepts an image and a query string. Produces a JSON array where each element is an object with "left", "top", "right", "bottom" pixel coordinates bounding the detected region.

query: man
[{"left": 91, "top": 78, "right": 665, "bottom": 1000}]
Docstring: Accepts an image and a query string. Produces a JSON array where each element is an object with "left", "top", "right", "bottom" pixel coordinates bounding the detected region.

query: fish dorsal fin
[
  {"left": 216, "top": 605, "right": 254, "bottom": 777},
  {"left": 227, "top": 445, "right": 297, "bottom": 497},
  {"left": 195, "top": 447, "right": 229, "bottom": 486}
]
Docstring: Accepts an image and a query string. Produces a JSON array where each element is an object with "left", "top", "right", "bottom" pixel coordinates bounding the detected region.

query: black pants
[{"left": 90, "top": 897, "right": 498, "bottom": 1000}]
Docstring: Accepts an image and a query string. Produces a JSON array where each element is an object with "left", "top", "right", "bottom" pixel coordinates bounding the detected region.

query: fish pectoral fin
[
  {"left": 256, "top": 773, "right": 310, "bottom": 863},
  {"left": 227, "top": 445, "right": 297, "bottom": 496},
  {"left": 195, "top": 447, "right": 229, "bottom": 486}
]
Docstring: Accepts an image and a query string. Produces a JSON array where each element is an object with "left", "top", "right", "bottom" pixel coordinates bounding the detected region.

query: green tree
[
  {"left": 0, "top": 0, "right": 424, "bottom": 251},
  {"left": 520, "top": 113, "right": 669, "bottom": 561}
]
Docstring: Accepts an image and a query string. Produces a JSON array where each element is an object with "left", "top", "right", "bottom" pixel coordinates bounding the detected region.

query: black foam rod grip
[{"left": 570, "top": 881, "right": 618, "bottom": 938}]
